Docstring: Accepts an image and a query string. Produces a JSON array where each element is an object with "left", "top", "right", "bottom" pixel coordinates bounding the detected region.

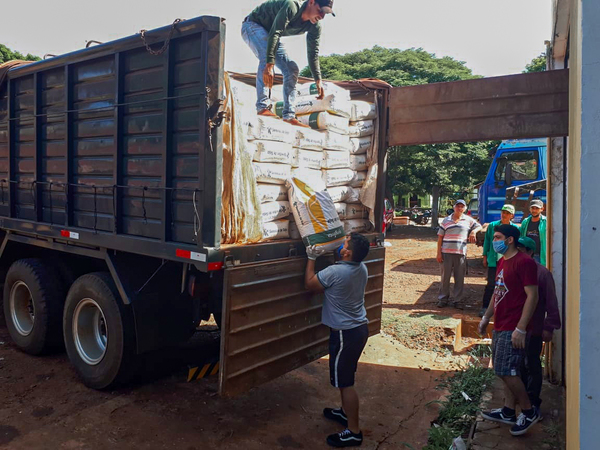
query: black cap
[
  {"left": 315, "top": 0, "right": 335, "bottom": 16},
  {"left": 494, "top": 224, "right": 521, "bottom": 242}
]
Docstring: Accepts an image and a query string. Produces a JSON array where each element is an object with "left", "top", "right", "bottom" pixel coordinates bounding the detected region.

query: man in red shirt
[
  {"left": 478, "top": 224, "right": 540, "bottom": 436},
  {"left": 516, "top": 236, "right": 562, "bottom": 414}
]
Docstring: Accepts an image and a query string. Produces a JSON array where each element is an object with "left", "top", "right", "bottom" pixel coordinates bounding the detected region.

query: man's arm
[
  {"left": 436, "top": 235, "right": 444, "bottom": 263},
  {"left": 468, "top": 219, "right": 482, "bottom": 243},
  {"left": 266, "top": 3, "right": 295, "bottom": 65},
  {"left": 306, "top": 23, "right": 322, "bottom": 83},
  {"left": 305, "top": 259, "right": 325, "bottom": 293},
  {"left": 542, "top": 271, "right": 562, "bottom": 337},
  {"left": 512, "top": 284, "right": 538, "bottom": 348}
]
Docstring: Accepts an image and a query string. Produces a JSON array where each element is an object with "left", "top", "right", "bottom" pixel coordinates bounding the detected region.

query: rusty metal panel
[
  {"left": 388, "top": 69, "right": 569, "bottom": 146},
  {"left": 219, "top": 247, "right": 385, "bottom": 397}
]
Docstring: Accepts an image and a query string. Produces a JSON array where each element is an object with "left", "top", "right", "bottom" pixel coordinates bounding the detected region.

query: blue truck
[{"left": 477, "top": 139, "right": 547, "bottom": 224}]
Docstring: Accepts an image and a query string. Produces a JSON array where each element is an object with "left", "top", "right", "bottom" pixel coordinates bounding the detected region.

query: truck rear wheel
[
  {"left": 3, "top": 259, "right": 65, "bottom": 355},
  {"left": 63, "top": 272, "right": 137, "bottom": 389}
]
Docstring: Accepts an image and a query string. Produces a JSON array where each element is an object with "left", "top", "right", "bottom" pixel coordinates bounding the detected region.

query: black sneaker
[
  {"left": 510, "top": 411, "right": 540, "bottom": 436},
  {"left": 323, "top": 407, "right": 348, "bottom": 427},
  {"left": 437, "top": 299, "right": 448, "bottom": 308},
  {"left": 326, "top": 429, "right": 363, "bottom": 447},
  {"left": 480, "top": 408, "right": 517, "bottom": 425}
]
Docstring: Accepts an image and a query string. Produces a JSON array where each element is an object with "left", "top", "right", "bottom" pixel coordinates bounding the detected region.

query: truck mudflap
[{"left": 218, "top": 247, "right": 385, "bottom": 397}]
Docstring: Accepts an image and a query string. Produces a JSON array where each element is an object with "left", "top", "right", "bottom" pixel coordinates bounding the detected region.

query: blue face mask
[
  {"left": 493, "top": 239, "right": 509, "bottom": 255},
  {"left": 336, "top": 244, "right": 344, "bottom": 259}
]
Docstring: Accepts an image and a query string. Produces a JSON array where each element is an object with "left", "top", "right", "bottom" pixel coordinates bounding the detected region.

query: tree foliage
[
  {"left": 302, "top": 47, "right": 493, "bottom": 216},
  {"left": 0, "top": 44, "right": 40, "bottom": 64},
  {"left": 301, "top": 46, "right": 478, "bottom": 86},
  {"left": 523, "top": 53, "right": 546, "bottom": 73}
]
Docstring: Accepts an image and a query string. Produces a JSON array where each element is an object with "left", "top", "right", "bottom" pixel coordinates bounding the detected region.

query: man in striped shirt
[{"left": 437, "top": 200, "right": 482, "bottom": 308}]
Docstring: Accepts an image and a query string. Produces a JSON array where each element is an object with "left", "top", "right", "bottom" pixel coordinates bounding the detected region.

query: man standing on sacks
[{"left": 242, "top": 0, "right": 335, "bottom": 127}]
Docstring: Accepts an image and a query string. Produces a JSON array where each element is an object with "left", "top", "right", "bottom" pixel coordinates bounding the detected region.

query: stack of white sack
[
  {"left": 246, "top": 114, "right": 297, "bottom": 240},
  {"left": 283, "top": 85, "right": 377, "bottom": 235}
]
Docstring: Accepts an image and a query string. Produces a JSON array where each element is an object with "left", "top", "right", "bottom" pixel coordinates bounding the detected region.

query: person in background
[
  {"left": 480, "top": 204, "right": 516, "bottom": 317},
  {"left": 516, "top": 237, "right": 562, "bottom": 415},
  {"left": 479, "top": 224, "right": 540, "bottom": 436},
  {"left": 305, "top": 233, "right": 371, "bottom": 447},
  {"left": 437, "top": 200, "right": 482, "bottom": 309},
  {"left": 241, "top": 0, "right": 335, "bottom": 127},
  {"left": 519, "top": 199, "right": 547, "bottom": 265}
]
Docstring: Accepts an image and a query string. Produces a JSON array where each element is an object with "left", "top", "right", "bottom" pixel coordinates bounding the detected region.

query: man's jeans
[
  {"left": 439, "top": 253, "right": 466, "bottom": 303},
  {"left": 241, "top": 20, "right": 299, "bottom": 120}
]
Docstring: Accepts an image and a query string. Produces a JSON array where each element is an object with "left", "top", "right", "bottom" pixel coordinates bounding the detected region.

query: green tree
[
  {"left": 303, "top": 47, "right": 493, "bottom": 226},
  {"left": 0, "top": 44, "right": 40, "bottom": 64},
  {"left": 523, "top": 53, "right": 546, "bottom": 73}
]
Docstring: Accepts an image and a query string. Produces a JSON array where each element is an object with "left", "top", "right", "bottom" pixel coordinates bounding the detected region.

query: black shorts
[
  {"left": 329, "top": 323, "right": 369, "bottom": 388},
  {"left": 492, "top": 330, "right": 526, "bottom": 377}
]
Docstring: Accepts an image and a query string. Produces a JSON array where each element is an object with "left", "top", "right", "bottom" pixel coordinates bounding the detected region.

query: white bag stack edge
[{"left": 243, "top": 80, "right": 377, "bottom": 241}]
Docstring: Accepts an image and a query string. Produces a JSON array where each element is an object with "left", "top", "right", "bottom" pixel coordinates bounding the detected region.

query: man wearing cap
[
  {"left": 516, "top": 236, "right": 561, "bottom": 414},
  {"left": 479, "top": 204, "right": 516, "bottom": 316},
  {"left": 519, "top": 199, "right": 547, "bottom": 265},
  {"left": 479, "top": 224, "right": 540, "bottom": 435},
  {"left": 242, "top": 0, "right": 334, "bottom": 127},
  {"left": 436, "top": 200, "right": 482, "bottom": 308}
]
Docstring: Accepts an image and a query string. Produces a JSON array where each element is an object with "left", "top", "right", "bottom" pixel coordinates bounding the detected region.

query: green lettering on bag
[
  {"left": 302, "top": 226, "right": 345, "bottom": 246},
  {"left": 275, "top": 102, "right": 284, "bottom": 118}
]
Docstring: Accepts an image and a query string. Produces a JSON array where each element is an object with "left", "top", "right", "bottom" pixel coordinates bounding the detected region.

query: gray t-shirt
[{"left": 317, "top": 261, "right": 369, "bottom": 330}]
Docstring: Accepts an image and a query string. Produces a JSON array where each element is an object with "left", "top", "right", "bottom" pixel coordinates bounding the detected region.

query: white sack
[
  {"left": 257, "top": 183, "right": 288, "bottom": 203},
  {"left": 351, "top": 170, "right": 367, "bottom": 187},
  {"left": 321, "top": 130, "right": 351, "bottom": 151},
  {"left": 350, "top": 101, "right": 377, "bottom": 121},
  {"left": 246, "top": 115, "right": 295, "bottom": 143},
  {"left": 349, "top": 136, "right": 372, "bottom": 155},
  {"left": 322, "top": 169, "right": 355, "bottom": 187},
  {"left": 261, "top": 201, "right": 292, "bottom": 223},
  {"left": 345, "top": 204, "right": 368, "bottom": 220},
  {"left": 251, "top": 140, "right": 294, "bottom": 164},
  {"left": 262, "top": 219, "right": 290, "bottom": 240},
  {"left": 277, "top": 94, "right": 352, "bottom": 118},
  {"left": 295, "top": 127, "right": 325, "bottom": 150},
  {"left": 346, "top": 187, "right": 361, "bottom": 203},
  {"left": 349, "top": 154, "right": 368, "bottom": 171},
  {"left": 334, "top": 202, "right": 347, "bottom": 220},
  {"left": 326, "top": 185, "right": 352, "bottom": 203},
  {"left": 296, "top": 81, "right": 351, "bottom": 100},
  {"left": 321, "top": 150, "right": 350, "bottom": 169},
  {"left": 294, "top": 149, "right": 323, "bottom": 170},
  {"left": 298, "top": 112, "right": 349, "bottom": 134},
  {"left": 287, "top": 178, "right": 345, "bottom": 250},
  {"left": 343, "top": 219, "right": 371, "bottom": 234},
  {"left": 291, "top": 167, "right": 326, "bottom": 191},
  {"left": 253, "top": 162, "right": 292, "bottom": 185},
  {"left": 348, "top": 119, "right": 374, "bottom": 137}
]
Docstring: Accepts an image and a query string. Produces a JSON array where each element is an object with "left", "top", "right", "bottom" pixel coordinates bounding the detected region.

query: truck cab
[{"left": 478, "top": 139, "right": 547, "bottom": 224}]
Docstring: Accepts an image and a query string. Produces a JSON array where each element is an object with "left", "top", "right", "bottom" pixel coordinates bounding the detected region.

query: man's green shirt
[{"left": 248, "top": 0, "right": 322, "bottom": 80}]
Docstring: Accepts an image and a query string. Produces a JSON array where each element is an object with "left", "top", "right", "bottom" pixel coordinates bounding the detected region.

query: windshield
[{"left": 494, "top": 150, "right": 539, "bottom": 183}]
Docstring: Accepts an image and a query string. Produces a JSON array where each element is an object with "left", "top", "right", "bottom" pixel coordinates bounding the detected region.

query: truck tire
[
  {"left": 63, "top": 272, "right": 137, "bottom": 389},
  {"left": 3, "top": 259, "right": 65, "bottom": 355}
]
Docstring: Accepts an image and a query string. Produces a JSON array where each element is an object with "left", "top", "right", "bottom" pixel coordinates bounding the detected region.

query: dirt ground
[{"left": 0, "top": 225, "right": 488, "bottom": 450}]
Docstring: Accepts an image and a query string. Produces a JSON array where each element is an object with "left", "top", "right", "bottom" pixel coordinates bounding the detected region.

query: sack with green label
[{"left": 287, "top": 177, "right": 346, "bottom": 251}]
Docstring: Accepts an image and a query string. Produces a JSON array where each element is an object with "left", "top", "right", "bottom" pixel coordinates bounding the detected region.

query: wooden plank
[{"left": 388, "top": 69, "right": 569, "bottom": 146}]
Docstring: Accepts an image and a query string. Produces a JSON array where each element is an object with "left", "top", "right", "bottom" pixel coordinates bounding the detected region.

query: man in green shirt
[
  {"left": 520, "top": 199, "right": 547, "bottom": 266},
  {"left": 480, "top": 204, "right": 515, "bottom": 317},
  {"left": 242, "top": 0, "right": 334, "bottom": 127}
]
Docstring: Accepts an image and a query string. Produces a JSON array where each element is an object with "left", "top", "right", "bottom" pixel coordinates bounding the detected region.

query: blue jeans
[{"left": 241, "top": 20, "right": 299, "bottom": 120}]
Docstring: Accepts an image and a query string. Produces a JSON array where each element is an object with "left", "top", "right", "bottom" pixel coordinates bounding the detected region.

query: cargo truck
[{"left": 0, "top": 16, "right": 388, "bottom": 396}]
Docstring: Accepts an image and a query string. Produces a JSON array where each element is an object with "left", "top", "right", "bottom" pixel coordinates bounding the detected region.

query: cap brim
[{"left": 321, "top": 6, "right": 335, "bottom": 16}]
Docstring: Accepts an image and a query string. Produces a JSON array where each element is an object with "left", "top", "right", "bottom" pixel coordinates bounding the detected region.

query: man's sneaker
[
  {"left": 451, "top": 301, "right": 464, "bottom": 310},
  {"left": 258, "top": 108, "right": 279, "bottom": 118},
  {"left": 480, "top": 408, "right": 517, "bottom": 425},
  {"left": 510, "top": 411, "right": 540, "bottom": 436},
  {"left": 437, "top": 299, "right": 448, "bottom": 308},
  {"left": 326, "top": 429, "right": 363, "bottom": 447},
  {"left": 283, "top": 118, "right": 311, "bottom": 128},
  {"left": 323, "top": 407, "right": 348, "bottom": 427}
]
